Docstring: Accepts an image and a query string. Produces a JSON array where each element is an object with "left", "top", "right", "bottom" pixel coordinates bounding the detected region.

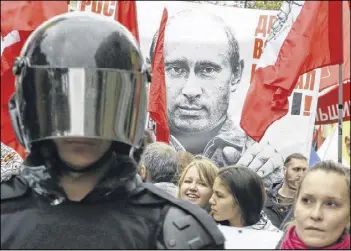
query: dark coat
[
  {"left": 263, "top": 183, "right": 293, "bottom": 229},
  {"left": 1, "top": 154, "right": 224, "bottom": 249}
]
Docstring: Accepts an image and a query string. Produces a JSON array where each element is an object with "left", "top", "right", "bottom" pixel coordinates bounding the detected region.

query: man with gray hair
[
  {"left": 139, "top": 142, "right": 179, "bottom": 196},
  {"left": 148, "top": 8, "right": 284, "bottom": 188}
]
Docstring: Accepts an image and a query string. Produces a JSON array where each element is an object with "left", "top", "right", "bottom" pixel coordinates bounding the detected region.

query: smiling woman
[
  {"left": 177, "top": 157, "right": 219, "bottom": 210},
  {"left": 280, "top": 161, "right": 350, "bottom": 250}
]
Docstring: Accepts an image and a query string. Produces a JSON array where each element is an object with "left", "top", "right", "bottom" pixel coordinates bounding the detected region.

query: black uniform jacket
[{"left": 1, "top": 154, "right": 225, "bottom": 249}]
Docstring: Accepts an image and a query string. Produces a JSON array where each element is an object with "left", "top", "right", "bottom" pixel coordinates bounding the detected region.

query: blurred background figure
[
  {"left": 210, "top": 165, "right": 280, "bottom": 232},
  {"left": 173, "top": 151, "right": 194, "bottom": 182},
  {"left": 133, "top": 130, "right": 155, "bottom": 164},
  {"left": 264, "top": 153, "right": 307, "bottom": 229},
  {"left": 177, "top": 151, "right": 195, "bottom": 173},
  {"left": 1, "top": 142, "right": 23, "bottom": 182},
  {"left": 279, "top": 161, "right": 350, "bottom": 249},
  {"left": 139, "top": 142, "right": 179, "bottom": 196},
  {"left": 177, "top": 156, "right": 218, "bottom": 211}
]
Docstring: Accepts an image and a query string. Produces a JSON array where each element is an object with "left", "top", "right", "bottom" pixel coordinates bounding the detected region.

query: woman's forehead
[
  {"left": 213, "top": 178, "right": 229, "bottom": 192},
  {"left": 299, "top": 170, "right": 349, "bottom": 200}
]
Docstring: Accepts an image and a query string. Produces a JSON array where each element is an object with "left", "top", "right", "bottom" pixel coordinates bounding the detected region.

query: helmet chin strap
[{"left": 58, "top": 147, "right": 114, "bottom": 174}]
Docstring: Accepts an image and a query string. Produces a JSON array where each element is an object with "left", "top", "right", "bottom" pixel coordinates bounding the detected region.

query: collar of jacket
[
  {"left": 20, "top": 153, "right": 138, "bottom": 204},
  {"left": 265, "top": 182, "right": 284, "bottom": 207},
  {"left": 268, "top": 182, "right": 283, "bottom": 197}
]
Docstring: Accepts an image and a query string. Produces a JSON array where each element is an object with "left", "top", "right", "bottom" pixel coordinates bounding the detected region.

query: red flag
[
  {"left": 1, "top": 31, "right": 31, "bottom": 158},
  {"left": 315, "top": 81, "right": 350, "bottom": 125},
  {"left": 148, "top": 8, "right": 169, "bottom": 143},
  {"left": 1, "top": 1, "right": 68, "bottom": 35},
  {"left": 1, "top": 1, "right": 68, "bottom": 157},
  {"left": 240, "top": 1, "right": 343, "bottom": 142},
  {"left": 115, "top": 1, "right": 140, "bottom": 43},
  {"left": 320, "top": 1, "right": 350, "bottom": 91}
]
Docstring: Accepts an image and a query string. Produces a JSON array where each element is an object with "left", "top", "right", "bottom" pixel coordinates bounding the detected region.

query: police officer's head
[{"left": 9, "top": 12, "right": 149, "bottom": 170}]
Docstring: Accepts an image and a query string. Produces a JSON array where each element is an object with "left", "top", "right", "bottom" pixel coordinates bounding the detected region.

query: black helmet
[{"left": 10, "top": 11, "right": 150, "bottom": 153}]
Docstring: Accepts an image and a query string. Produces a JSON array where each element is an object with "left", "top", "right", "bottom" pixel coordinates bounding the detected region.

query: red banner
[
  {"left": 319, "top": 1, "right": 350, "bottom": 91},
  {"left": 315, "top": 81, "right": 350, "bottom": 125}
]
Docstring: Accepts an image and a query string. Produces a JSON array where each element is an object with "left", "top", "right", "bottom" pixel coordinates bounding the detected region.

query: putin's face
[{"left": 163, "top": 13, "right": 240, "bottom": 133}]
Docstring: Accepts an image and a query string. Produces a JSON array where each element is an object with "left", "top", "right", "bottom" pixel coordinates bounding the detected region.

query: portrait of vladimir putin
[{"left": 149, "top": 8, "right": 284, "bottom": 186}]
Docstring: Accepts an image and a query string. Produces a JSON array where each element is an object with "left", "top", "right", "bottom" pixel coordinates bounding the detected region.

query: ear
[{"left": 230, "top": 59, "right": 244, "bottom": 92}]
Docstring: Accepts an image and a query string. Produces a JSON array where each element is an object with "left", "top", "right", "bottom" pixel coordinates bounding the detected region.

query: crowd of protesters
[
  {"left": 0, "top": 8, "right": 350, "bottom": 249},
  {"left": 2, "top": 136, "right": 350, "bottom": 249},
  {"left": 140, "top": 141, "right": 350, "bottom": 249}
]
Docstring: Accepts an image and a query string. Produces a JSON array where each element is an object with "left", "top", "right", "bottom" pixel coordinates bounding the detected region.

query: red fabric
[
  {"left": 320, "top": 1, "right": 350, "bottom": 91},
  {"left": 115, "top": 1, "right": 140, "bottom": 43},
  {"left": 315, "top": 81, "right": 350, "bottom": 125},
  {"left": 240, "top": 1, "right": 344, "bottom": 142},
  {"left": 148, "top": 8, "right": 170, "bottom": 143},
  {"left": 1, "top": 1, "right": 68, "bottom": 35},
  {"left": 1, "top": 2, "right": 68, "bottom": 158},
  {"left": 280, "top": 226, "right": 351, "bottom": 250}
]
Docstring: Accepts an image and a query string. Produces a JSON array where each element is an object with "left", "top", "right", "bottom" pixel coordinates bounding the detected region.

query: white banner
[{"left": 72, "top": 1, "right": 320, "bottom": 164}]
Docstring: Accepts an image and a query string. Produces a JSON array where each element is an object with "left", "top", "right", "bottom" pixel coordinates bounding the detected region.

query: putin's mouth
[
  {"left": 177, "top": 106, "right": 204, "bottom": 116},
  {"left": 178, "top": 105, "right": 203, "bottom": 111}
]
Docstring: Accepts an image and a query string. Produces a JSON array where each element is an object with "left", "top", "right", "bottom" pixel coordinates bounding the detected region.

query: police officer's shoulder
[
  {"left": 1, "top": 176, "right": 29, "bottom": 201},
  {"left": 142, "top": 183, "right": 225, "bottom": 249}
]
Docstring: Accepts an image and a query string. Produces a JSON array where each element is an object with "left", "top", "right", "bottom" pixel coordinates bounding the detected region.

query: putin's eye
[
  {"left": 196, "top": 63, "right": 222, "bottom": 77},
  {"left": 165, "top": 66, "right": 188, "bottom": 78},
  {"left": 168, "top": 67, "right": 185, "bottom": 74},
  {"left": 199, "top": 67, "right": 216, "bottom": 74}
]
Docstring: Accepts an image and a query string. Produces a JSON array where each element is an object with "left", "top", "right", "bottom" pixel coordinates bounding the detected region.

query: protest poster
[{"left": 72, "top": 1, "right": 321, "bottom": 162}]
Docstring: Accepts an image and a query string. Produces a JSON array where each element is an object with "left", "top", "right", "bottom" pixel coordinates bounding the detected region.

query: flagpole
[
  {"left": 338, "top": 64, "right": 343, "bottom": 164},
  {"left": 337, "top": 1, "right": 344, "bottom": 164}
]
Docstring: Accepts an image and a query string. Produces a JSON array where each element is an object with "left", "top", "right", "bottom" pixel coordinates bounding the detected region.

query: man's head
[
  {"left": 283, "top": 153, "right": 308, "bottom": 190},
  {"left": 10, "top": 12, "right": 149, "bottom": 170},
  {"left": 139, "top": 142, "right": 178, "bottom": 183},
  {"left": 149, "top": 9, "right": 244, "bottom": 134}
]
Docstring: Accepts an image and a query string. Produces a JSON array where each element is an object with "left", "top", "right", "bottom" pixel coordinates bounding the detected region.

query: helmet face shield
[
  {"left": 11, "top": 12, "right": 151, "bottom": 151},
  {"left": 16, "top": 67, "right": 148, "bottom": 149}
]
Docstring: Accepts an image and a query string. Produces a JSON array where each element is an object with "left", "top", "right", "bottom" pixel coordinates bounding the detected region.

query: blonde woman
[
  {"left": 177, "top": 156, "right": 218, "bottom": 211},
  {"left": 279, "top": 161, "right": 350, "bottom": 249}
]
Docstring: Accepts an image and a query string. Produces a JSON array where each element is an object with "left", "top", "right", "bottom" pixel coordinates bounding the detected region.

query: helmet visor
[{"left": 16, "top": 67, "right": 148, "bottom": 148}]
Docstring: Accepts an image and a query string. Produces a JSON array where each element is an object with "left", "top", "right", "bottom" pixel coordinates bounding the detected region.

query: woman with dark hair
[
  {"left": 279, "top": 161, "right": 350, "bottom": 249},
  {"left": 209, "top": 165, "right": 279, "bottom": 231}
]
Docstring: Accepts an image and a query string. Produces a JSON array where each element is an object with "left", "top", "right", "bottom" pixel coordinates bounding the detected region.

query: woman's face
[
  {"left": 209, "top": 177, "right": 243, "bottom": 227},
  {"left": 179, "top": 166, "right": 213, "bottom": 207},
  {"left": 294, "top": 170, "right": 350, "bottom": 248}
]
